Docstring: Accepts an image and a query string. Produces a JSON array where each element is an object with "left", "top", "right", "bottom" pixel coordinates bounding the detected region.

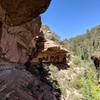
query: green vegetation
[
  {"left": 80, "top": 69, "right": 100, "bottom": 100},
  {"left": 39, "top": 25, "right": 100, "bottom": 100},
  {"left": 69, "top": 57, "right": 100, "bottom": 100},
  {"left": 63, "top": 25, "right": 100, "bottom": 60},
  {"left": 47, "top": 55, "right": 100, "bottom": 100},
  {"left": 62, "top": 25, "right": 100, "bottom": 99}
]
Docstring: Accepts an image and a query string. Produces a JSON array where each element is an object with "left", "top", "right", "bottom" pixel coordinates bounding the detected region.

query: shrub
[{"left": 79, "top": 64, "right": 100, "bottom": 100}]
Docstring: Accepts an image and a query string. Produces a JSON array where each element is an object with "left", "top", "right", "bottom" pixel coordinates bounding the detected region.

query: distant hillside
[
  {"left": 40, "top": 25, "right": 100, "bottom": 100},
  {"left": 62, "top": 25, "right": 100, "bottom": 60}
]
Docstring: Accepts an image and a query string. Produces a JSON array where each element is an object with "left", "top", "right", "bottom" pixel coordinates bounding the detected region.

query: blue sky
[{"left": 41, "top": 0, "right": 100, "bottom": 40}]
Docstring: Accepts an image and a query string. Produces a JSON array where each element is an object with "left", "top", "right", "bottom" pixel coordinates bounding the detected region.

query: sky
[{"left": 41, "top": 0, "right": 100, "bottom": 40}]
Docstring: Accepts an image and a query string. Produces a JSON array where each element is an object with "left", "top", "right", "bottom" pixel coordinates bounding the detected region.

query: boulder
[
  {"left": 91, "top": 51, "right": 100, "bottom": 82},
  {"left": 91, "top": 51, "right": 100, "bottom": 69}
]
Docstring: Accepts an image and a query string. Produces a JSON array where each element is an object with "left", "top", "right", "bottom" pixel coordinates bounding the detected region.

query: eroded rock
[
  {"left": 0, "top": 0, "right": 51, "bottom": 26},
  {"left": 0, "top": 16, "right": 43, "bottom": 64},
  {"left": 0, "top": 64, "right": 57, "bottom": 100},
  {"left": 0, "top": 0, "right": 60, "bottom": 99},
  {"left": 0, "top": 0, "right": 51, "bottom": 64},
  {"left": 32, "top": 25, "right": 70, "bottom": 70}
]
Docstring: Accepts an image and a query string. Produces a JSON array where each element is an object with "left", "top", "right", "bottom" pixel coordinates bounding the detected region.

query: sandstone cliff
[
  {"left": 0, "top": 1, "right": 61, "bottom": 100},
  {"left": 0, "top": 1, "right": 51, "bottom": 64}
]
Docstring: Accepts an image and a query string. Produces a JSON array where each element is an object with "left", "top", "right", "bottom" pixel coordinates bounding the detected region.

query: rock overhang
[{"left": 0, "top": 0, "right": 51, "bottom": 26}]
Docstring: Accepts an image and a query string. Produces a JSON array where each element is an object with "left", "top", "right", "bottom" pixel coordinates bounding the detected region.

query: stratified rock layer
[{"left": 0, "top": 64, "right": 57, "bottom": 100}]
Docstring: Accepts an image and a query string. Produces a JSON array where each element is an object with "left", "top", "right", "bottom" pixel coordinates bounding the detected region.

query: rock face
[
  {"left": 41, "top": 25, "right": 61, "bottom": 44},
  {"left": 0, "top": 0, "right": 59, "bottom": 100},
  {"left": 0, "top": 16, "right": 42, "bottom": 64},
  {"left": 0, "top": 0, "right": 51, "bottom": 26},
  {"left": 32, "top": 39, "right": 70, "bottom": 64},
  {"left": 0, "top": 64, "right": 57, "bottom": 100},
  {"left": 32, "top": 25, "right": 70, "bottom": 70},
  {"left": 0, "top": 1, "right": 51, "bottom": 64}
]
